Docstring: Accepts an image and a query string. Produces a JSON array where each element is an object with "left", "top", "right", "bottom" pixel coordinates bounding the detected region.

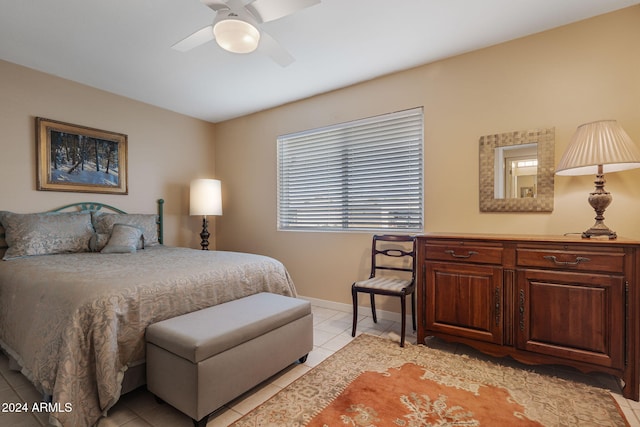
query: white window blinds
[{"left": 277, "top": 107, "right": 424, "bottom": 231}]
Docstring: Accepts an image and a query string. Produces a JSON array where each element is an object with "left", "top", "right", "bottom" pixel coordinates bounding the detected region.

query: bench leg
[{"left": 194, "top": 416, "right": 208, "bottom": 427}]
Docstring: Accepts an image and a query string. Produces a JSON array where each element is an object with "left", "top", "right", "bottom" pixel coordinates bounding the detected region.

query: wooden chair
[{"left": 351, "top": 235, "right": 416, "bottom": 347}]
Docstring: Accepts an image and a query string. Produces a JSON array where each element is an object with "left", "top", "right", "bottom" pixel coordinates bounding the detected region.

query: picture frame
[{"left": 36, "top": 117, "right": 128, "bottom": 194}]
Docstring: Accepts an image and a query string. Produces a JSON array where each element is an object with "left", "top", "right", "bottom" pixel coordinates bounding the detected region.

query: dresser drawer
[
  {"left": 425, "top": 242, "right": 503, "bottom": 265},
  {"left": 516, "top": 248, "right": 625, "bottom": 273}
]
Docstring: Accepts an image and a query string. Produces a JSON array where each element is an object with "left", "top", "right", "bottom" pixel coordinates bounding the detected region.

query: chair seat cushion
[{"left": 354, "top": 277, "right": 412, "bottom": 292}]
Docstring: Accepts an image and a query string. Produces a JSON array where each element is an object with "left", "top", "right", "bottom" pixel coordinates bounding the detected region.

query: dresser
[{"left": 416, "top": 233, "right": 640, "bottom": 400}]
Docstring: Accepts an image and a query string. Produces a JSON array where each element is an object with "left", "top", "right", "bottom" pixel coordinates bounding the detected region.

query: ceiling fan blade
[
  {"left": 259, "top": 30, "right": 294, "bottom": 67},
  {"left": 171, "top": 25, "right": 214, "bottom": 52},
  {"left": 246, "top": 0, "right": 320, "bottom": 23}
]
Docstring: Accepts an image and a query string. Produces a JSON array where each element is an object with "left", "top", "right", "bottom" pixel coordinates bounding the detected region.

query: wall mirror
[{"left": 479, "top": 128, "right": 554, "bottom": 212}]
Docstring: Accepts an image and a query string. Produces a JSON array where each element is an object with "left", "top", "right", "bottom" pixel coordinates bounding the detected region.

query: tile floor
[{"left": 2, "top": 303, "right": 640, "bottom": 426}]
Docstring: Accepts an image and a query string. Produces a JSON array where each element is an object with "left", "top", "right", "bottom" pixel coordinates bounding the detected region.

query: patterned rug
[{"left": 231, "top": 334, "right": 629, "bottom": 426}]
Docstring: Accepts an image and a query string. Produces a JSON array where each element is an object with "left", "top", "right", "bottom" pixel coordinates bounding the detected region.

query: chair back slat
[{"left": 370, "top": 234, "right": 416, "bottom": 279}]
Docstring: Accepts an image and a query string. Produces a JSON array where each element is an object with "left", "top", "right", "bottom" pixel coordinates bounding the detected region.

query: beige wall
[
  {"left": 214, "top": 6, "right": 640, "bottom": 310},
  {"left": 0, "top": 59, "right": 217, "bottom": 247}
]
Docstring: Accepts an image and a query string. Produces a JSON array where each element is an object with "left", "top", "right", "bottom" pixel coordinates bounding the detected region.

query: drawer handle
[
  {"left": 445, "top": 250, "right": 479, "bottom": 259},
  {"left": 543, "top": 255, "right": 591, "bottom": 266}
]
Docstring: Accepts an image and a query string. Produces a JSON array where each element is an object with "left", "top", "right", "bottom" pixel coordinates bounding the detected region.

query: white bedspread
[{"left": 0, "top": 246, "right": 297, "bottom": 427}]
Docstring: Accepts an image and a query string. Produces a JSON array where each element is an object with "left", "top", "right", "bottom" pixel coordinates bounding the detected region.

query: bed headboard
[{"left": 48, "top": 199, "right": 165, "bottom": 244}]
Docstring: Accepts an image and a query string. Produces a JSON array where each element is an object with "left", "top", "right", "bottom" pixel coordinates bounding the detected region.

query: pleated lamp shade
[{"left": 556, "top": 120, "right": 640, "bottom": 176}]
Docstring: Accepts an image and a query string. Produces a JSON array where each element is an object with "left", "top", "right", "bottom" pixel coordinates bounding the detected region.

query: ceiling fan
[{"left": 172, "top": 0, "right": 320, "bottom": 67}]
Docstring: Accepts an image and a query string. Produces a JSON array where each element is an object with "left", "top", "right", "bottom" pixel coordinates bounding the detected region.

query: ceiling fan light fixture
[{"left": 213, "top": 18, "right": 260, "bottom": 54}]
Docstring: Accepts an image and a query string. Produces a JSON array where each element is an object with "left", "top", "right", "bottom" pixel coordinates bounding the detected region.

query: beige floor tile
[
  {"left": 621, "top": 405, "right": 640, "bottom": 427},
  {"left": 13, "top": 384, "right": 44, "bottom": 406},
  {"left": 205, "top": 407, "right": 243, "bottom": 426},
  {"left": 228, "top": 383, "right": 281, "bottom": 415},
  {"left": 136, "top": 403, "right": 192, "bottom": 427},
  {"left": 627, "top": 396, "right": 640, "bottom": 410},
  {"left": 0, "top": 411, "right": 43, "bottom": 427},
  {"left": 304, "top": 346, "right": 334, "bottom": 368},
  {"left": 313, "top": 318, "right": 351, "bottom": 335},
  {"left": 312, "top": 328, "right": 338, "bottom": 346},
  {"left": 96, "top": 405, "right": 139, "bottom": 426},
  {"left": 120, "top": 418, "right": 154, "bottom": 427},
  {"left": 310, "top": 307, "right": 342, "bottom": 323},
  {"left": 0, "top": 387, "right": 46, "bottom": 426},
  {"left": 0, "top": 376, "right": 12, "bottom": 393},
  {"left": 0, "top": 386, "right": 20, "bottom": 402},
  {"left": 269, "top": 363, "right": 311, "bottom": 388},
  {"left": 321, "top": 332, "right": 356, "bottom": 352},
  {"left": 30, "top": 410, "right": 48, "bottom": 427},
  {"left": 1, "top": 368, "right": 35, "bottom": 390}
]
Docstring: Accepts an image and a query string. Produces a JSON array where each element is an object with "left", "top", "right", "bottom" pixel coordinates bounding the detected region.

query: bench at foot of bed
[{"left": 145, "top": 292, "right": 313, "bottom": 427}]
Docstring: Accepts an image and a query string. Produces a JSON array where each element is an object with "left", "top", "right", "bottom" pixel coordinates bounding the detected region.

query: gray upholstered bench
[{"left": 146, "top": 292, "right": 313, "bottom": 427}]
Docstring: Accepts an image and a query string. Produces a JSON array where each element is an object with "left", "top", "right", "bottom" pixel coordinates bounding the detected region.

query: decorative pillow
[
  {"left": 0, "top": 211, "right": 94, "bottom": 260},
  {"left": 101, "top": 224, "right": 143, "bottom": 254},
  {"left": 89, "top": 233, "right": 110, "bottom": 252},
  {"left": 92, "top": 211, "right": 158, "bottom": 248}
]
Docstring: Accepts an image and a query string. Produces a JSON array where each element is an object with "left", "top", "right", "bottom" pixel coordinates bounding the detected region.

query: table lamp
[{"left": 556, "top": 120, "right": 640, "bottom": 239}]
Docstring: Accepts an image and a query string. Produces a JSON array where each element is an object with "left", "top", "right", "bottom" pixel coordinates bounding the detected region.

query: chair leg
[
  {"left": 370, "top": 293, "right": 377, "bottom": 323},
  {"left": 411, "top": 291, "right": 416, "bottom": 331},
  {"left": 351, "top": 286, "right": 358, "bottom": 337},
  {"left": 400, "top": 295, "right": 406, "bottom": 347}
]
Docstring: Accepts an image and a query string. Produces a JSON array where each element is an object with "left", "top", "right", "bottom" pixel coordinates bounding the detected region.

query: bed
[{"left": 0, "top": 200, "right": 297, "bottom": 427}]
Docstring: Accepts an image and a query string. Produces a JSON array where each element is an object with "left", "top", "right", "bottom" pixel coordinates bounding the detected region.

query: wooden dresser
[{"left": 416, "top": 233, "right": 640, "bottom": 400}]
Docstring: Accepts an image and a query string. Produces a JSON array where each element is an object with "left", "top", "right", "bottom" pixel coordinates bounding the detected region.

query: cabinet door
[
  {"left": 425, "top": 262, "right": 503, "bottom": 344},
  {"left": 516, "top": 269, "right": 625, "bottom": 369}
]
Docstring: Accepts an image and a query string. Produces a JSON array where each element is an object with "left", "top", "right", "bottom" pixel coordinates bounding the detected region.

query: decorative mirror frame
[{"left": 479, "top": 127, "right": 554, "bottom": 212}]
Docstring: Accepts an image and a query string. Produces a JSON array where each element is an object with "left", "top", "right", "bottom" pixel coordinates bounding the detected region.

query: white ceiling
[{"left": 1, "top": 0, "right": 638, "bottom": 123}]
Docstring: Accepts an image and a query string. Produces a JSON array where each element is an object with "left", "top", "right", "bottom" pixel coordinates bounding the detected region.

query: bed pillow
[
  {"left": 92, "top": 211, "right": 158, "bottom": 248},
  {"left": 0, "top": 211, "right": 94, "bottom": 260},
  {"left": 89, "top": 233, "right": 110, "bottom": 252},
  {"left": 101, "top": 224, "right": 143, "bottom": 254}
]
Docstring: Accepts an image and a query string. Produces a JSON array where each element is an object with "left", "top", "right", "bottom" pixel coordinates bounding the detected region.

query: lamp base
[
  {"left": 582, "top": 224, "right": 617, "bottom": 239},
  {"left": 582, "top": 166, "right": 616, "bottom": 240},
  {"left": 200, "top": 216, "right": 210, "bottom": 250}
]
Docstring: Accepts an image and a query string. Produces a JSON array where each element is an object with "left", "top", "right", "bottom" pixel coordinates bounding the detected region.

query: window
[{"left": 277, "top": 107, "right": 424, "bottom": 232}]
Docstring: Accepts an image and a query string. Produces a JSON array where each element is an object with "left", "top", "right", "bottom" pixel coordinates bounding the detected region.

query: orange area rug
[
  {"left": 232, "top": 334, "right": 629, "bottom": 426},
  {"left": 307, "top": 362, "right": 543, "bottom": 426}
]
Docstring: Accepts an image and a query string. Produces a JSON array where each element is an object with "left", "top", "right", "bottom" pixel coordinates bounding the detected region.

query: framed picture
[{"left": 36, "top": 117, "right": 128, "bottom": 194}]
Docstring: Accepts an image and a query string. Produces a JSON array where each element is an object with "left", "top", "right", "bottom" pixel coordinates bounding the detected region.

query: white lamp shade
[
  {"left": 556, "top": 120, "right": 640, "bottom": 176},
  {"left": 190, "top": 179, "right": 222, "bottom": 216},
  {"left": 213, "top": 18, "right": 260, "bottom": 54}
]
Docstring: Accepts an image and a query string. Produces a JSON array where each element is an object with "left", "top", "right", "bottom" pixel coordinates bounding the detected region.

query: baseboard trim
[{"left": 298, "top": 295, "right": 409, "bottom": 324}]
